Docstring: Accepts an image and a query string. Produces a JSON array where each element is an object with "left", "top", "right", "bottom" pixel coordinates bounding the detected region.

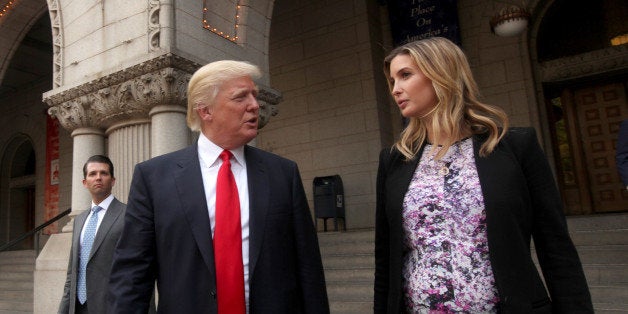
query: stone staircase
[
  {"left": 318, "top": 213, "right": 628, "bottom": 314},
  {"left": 0, "top": 213, "right": 626, "bottom": 314},
  {"left": 564, "top": 213, "right": 628, "bottom": 313},
  {"left": 319, "top": 229, "right": 374, "bottom": 313},
  {"left": 0, "top": 250, "right": 35, "bottom": 313}
]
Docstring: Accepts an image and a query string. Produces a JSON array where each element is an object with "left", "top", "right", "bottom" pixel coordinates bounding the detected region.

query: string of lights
[
  {"left": 0, "top": 0, "right": 15, "bottom": 19},
  {"left": 202, "top": 1, "right": 241, "bottom": 42}
]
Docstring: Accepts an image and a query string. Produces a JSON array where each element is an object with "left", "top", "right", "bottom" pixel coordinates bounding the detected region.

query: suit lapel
[
  {"left": 89, "top": 199, "right": 123, "bottom": 260},
  {"left": 387, "top": 148, "right": 422, "bottom": 228},
  {"left": 173, "top": 145, "right": 216, "bottom": 273},
  {"left": 245, "top": 146, "right": 269, "bottom": 279},
  {"left": 472, "top": 135, "right": 509, "bottom": 223},
  {"left": 73, "top": 211, "right": 89, "bottom": 262}
]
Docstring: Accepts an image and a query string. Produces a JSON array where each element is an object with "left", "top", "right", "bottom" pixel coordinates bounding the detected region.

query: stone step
[
  {"left": 326, "top": 283, "right": 373, "bottom": 302},
  {"left": 0, "top": 250, "right": 35, "bottom": 258},
  {"left": 0, "top": 289, "right": 32, "bottom": 302},
  {"left": 330, "top": 300, "right": 373, "bottom": 314},
  {"left": 325, "top": 267, "right": 373, "bottom": 283},
  {"left": 575, "top": 245, "right": 628, "bottom": 265},
  {"left": 569, "top": 229, "right": 628, "bottom": 246},
  {"left": 0, "top": 299, "right": 31, "bottom": 312},
  {"left": 320, "top": 241, "right": 373, "bottom": 256},
  {"left": 589, "top": 284, "right": 628, "bottom": 304},
  {"left": 593, "top": 302, "right": 628, "bottom": 313},
  {"left": 0, "top": 271, "right": 32, "bottom": 281},
  {"left": 322, "top": 253, "right": 374, "bottom": 269},
  {"left": 318, "top": 230, "right": 374, "bottom": 245},
  {"left": 567, "top": 214, "right": 628, "bottom": 231},
  {"left": 0, "top": 264, "right": 35, "bottom": 273},
  {"left": 583, "top": 264, "right": 628, "bottom": 285},
  {"left": 0, "top": 256, "right": 36, "bottom": 266},
  {"left": 0, "top": 280, "right": 33, "bottom": 290}
]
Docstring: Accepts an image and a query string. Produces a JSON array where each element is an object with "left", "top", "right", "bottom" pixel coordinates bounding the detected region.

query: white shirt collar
[
  {"left": 197, "top": 133, "right": 246, "bottom": 168},
  {"left": 92, "top": 193, "right": 114, "bottom": 210}
]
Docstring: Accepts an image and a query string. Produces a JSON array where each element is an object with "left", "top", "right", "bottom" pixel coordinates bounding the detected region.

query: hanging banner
[
  {"left": 44, "top": 115, "right": 60, "bottom": 234},
  {"left": 387, "top": 0, "right": 461, "bottom": 47}
]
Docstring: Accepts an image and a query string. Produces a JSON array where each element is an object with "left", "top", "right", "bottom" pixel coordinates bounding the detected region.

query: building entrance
[{"left": 548, "top": 80, "right": 628, "bottom": 214}]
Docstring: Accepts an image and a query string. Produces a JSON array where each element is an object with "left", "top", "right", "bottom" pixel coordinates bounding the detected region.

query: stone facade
[{"left": 0, "top": 0, "right": 625, "bottom": 312}]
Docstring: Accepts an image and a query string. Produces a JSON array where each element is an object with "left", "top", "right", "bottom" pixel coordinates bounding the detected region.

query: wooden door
[{"left": 572, "top": 82, "right": 628, "bottom": 213}]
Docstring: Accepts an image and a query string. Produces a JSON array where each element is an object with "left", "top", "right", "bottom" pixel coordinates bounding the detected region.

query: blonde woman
[{"left": 374, "top": 37, "right": 592, "bottom": 313}]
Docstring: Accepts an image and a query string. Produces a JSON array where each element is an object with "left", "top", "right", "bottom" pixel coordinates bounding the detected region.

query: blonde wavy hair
[
  {"left": 187, "top": 60, "right": 261, "bottom": 132},
  {"left": 383, "top": 37, "right": 509, "bottom": 160}
]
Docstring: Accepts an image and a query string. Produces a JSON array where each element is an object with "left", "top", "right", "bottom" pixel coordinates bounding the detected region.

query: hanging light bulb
[{"left": 490, "top": 5, "right": 531, "bottom": 37}]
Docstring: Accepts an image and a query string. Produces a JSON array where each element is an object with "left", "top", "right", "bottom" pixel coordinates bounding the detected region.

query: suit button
[{"left": 210, "top": 290, "right": 216, "bottom": 299}]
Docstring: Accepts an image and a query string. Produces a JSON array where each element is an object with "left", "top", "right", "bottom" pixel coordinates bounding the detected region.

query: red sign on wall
[{"left": 44, "top": 115, "right": 60, "bottom": 234}]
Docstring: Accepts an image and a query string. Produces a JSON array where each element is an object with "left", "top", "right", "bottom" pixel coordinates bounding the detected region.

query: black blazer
[
  {"left": 374, "top": 127, "right": 593, "bottom": 313},
  {"left": 107, "top": 144, "right": 329, "bottom": 314}
]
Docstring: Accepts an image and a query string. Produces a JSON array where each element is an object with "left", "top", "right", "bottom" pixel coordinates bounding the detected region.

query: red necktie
[{"left": 214, "top": 150, "right": 245, "bottom": 314}]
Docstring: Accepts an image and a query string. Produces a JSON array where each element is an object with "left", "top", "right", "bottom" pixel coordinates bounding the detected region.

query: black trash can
[{"left": 313, "top": 175, "right": 345, "bottom": 232}]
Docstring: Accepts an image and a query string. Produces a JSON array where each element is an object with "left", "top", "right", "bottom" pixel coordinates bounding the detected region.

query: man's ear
[{"left": 197, "top": 105, "right": 213, "bottom": 121}]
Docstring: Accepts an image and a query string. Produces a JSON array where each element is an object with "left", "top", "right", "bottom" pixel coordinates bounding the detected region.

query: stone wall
[{"left": 259, "top": 0, "right": 395, "bottom": 229}]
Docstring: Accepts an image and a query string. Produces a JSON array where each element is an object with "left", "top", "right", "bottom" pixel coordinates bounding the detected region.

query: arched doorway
[
  {"left": 537, "top": 0, "right": 628, "bottom": 215},
  {"left": 0, "top": 135, "right": 36, "bottom": 249}
]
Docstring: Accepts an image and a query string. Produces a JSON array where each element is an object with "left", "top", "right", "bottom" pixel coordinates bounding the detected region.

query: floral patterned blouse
[{"left": 401, "top": 138, "right": 500, "bottom": 313}]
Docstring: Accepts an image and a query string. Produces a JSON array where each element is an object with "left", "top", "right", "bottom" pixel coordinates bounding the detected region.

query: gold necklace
[{"left": 438, "top": 162, "right": 450, "bottom": 176}]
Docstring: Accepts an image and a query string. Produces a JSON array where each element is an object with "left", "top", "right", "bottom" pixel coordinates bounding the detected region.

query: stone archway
[
  {"left": 529, "top": 0, "right": 628, "bottom": 214},
  {"left": 0, "top": 135, "right": 36, "bottom": 249}
]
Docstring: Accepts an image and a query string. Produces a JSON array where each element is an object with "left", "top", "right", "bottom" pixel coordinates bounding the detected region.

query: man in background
[{"left": 58, "top": 155, "right": 125, "bottom": 314}]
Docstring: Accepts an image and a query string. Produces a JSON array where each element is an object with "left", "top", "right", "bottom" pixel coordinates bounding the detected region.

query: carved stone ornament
[
  {"left": 45, "top": 54, "right": 282, "bottom": 131},
  {"left": 45, "top": 54, "right": 196, "bottom": 131},
  {"left": 540, "top": 45, "right": 628, "bottom": 82},
  {"left": 257, "top": 86, "right": 282, "bottom": 129}
]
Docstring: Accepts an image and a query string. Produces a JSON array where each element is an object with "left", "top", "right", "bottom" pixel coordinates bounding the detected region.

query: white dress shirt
[
  {"left": 80, "top": 193, "right": 114, "bottom": 245},
  {"left": 197, "top": 133, "right": 251, "bottom": 309}
]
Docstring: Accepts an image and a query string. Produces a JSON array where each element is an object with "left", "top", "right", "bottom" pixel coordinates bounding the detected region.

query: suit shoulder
[
  {"left": 379, "top": 146, "right": 413, "bottom": 166},
  {"left": 136, "top": 145, "right": 196, "bottom": 168},
  {"left": 111, "top": 197, "right": 127, "bottom": 209},
  {"left": 245, "top": 145, "right": 296, "bottom": 165},
  {"left": 502, "top": 127, "right": 537, "bottom": 146}
]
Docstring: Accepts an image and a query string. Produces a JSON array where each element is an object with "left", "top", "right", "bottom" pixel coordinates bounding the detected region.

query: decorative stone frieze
[
  {"left": 45, "top": 55, "right": 196, "bottom": 131},
  {"left": 45, "top": 54, "right": 282, "bottom": 131},
  {"left": 540, "top": 45, "right": 628, "bottom": 82}
]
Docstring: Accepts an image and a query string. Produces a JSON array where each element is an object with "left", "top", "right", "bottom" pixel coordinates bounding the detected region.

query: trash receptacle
[{"left": 313, "top": 175, "right": 345, "bottom": 232}]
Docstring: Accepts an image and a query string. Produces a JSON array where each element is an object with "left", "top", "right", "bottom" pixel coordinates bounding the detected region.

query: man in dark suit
[
  {"left": 107, "top": 60, "right": 329, "bottom": 314},
  {"left": 59, "top": 155, "right": 126, "bottom": 314}
]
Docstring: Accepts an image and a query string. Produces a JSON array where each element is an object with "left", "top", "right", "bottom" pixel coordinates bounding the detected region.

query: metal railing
[{"left": 0, "top": 208, "right": 71, "bottom": 255}]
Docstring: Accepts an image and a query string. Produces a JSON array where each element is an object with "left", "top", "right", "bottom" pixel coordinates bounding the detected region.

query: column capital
[{"left": 44, "top": 54, "right": 196, "bottom": 132}]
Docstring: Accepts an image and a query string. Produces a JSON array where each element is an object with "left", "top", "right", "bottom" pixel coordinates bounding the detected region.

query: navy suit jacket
[
  {"left": 59, "top": 198, "right": 126, "bottom": 314},
  {"left": 374, "top": 128, "right": 593, "bottom": 313},
  {"left": 107, "top": 144, "right": 329, "bottom": 314}
]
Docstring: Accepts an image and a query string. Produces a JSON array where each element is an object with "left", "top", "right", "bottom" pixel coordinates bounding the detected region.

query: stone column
[
  {"left": 107, "top": 120, "right": 151, "bottom": 202},
  {"left": 150, "top": 105, "right": 189, "bottom": 157},
  {"left": 69, "top": 127, "right": 106, "bottom": 226}
]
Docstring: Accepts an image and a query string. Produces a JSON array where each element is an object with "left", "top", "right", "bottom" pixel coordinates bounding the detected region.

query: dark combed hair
[{"left": 83, "top": 155, "right": 114, "bottom": 178}]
